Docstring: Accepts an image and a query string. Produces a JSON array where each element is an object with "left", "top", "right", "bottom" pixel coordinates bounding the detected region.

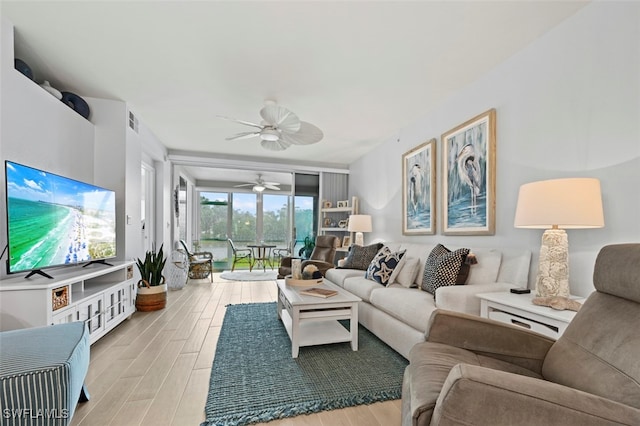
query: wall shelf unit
[
  {"left": 319, "top": 196, "right": 358, "bottom": 252},
  {"left": 0, "top": 261, "right": 136, "bottom": 344}
]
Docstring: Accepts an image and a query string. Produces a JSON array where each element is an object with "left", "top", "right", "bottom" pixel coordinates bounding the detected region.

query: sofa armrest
[
  {"left": 436, "top": 282, "right": 516, "bottom": 315},
  {"left": 426, "top": 310, "right": 554, "bottom": 373},
  {"left": 431, "top": 364, "right": 640, "bottom": 425}
]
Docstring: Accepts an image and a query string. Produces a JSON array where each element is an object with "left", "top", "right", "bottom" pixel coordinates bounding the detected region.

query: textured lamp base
[
  {"left": 535, "top": 228, "right": 570, "bottom": 298},
  {"left": 354, "top": 232, "right": 364, "bottom": 246}
]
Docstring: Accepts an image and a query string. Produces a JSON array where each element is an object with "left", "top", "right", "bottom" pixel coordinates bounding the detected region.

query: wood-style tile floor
[{"left": 70, "top": 273, "right": 402, "bottom": 426}]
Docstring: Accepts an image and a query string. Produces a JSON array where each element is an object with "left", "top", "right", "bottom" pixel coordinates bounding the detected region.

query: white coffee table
[{"left": 276, "top": 279, "right": 361, "bottom": 358}]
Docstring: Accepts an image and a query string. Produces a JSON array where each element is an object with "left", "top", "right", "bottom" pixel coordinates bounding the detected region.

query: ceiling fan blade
[
  {"left": 264, "top": 184, "right": 280, "bottom": 191},
  {"left": 260, "top": 139, "right": 291, "bottom": 151},
  {"left": 263, "top": 181, "right": 280, "bottom": 186},
  {"left": 217, "top": 115, "right": 263, "bottom": 130},
  {"left": 260, "top": 105, "right": 301, "bottom": 133},
  {"left": 225, "top": 131, "right": 260, "bottom": 141},
  {"left": 280, "top": 121, "right": 323, "bottom": 145},
  {"left": 233, "top": 183, "right": 254, "bottom": 187}
]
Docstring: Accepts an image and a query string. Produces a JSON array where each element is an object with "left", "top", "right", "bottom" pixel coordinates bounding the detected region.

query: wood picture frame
[
  {"left": 342, "top": 236, "right": 351, "bottom": 248},
  {"left": 402, "top": 139, "right": 436, "bottom": 235},
  {"left": 441, "top": 109, "right": 496, "bottom": 235}
]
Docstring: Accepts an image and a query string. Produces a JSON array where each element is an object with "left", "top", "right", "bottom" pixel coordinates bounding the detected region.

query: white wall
[
  {"left": 1, "top": 18, "right": 169, "bottom": 279},
  {"left": 349, "top": 2, "right": 640, "bottom": 297}
]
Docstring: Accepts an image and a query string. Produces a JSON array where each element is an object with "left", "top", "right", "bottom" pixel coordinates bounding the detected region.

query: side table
[{"left": 477, "top": 291, "right": 585, "bottom": 340}]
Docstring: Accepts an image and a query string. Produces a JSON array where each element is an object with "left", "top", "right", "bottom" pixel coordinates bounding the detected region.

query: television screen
[{"left": 5, "top": 161, "right": 116, "bottom": 274}]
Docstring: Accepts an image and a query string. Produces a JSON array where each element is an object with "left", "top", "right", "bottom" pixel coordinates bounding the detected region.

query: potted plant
[
  {"left": 298, "top": 236, "right": 315, "bottom": 259},
  {"left": 135, "top": 244, "right": 167, "bottom": 311}
]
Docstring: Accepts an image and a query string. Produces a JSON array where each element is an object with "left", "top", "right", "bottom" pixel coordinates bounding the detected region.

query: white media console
[{"left": 0, "top": 261, "right": 136, "bottom": 344}]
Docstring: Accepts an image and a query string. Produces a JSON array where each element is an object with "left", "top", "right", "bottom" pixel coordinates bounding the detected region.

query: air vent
[{"left": 128, "top": 111, "right": 139, "bottom": 133}]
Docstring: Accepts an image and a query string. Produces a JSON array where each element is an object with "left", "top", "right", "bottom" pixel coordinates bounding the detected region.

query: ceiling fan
[
  {"left": 234, "top": 174, "right": 281, "bottom": 193},
  {"left": 218, "top": 102, "right": 323, "bottom": 151}
]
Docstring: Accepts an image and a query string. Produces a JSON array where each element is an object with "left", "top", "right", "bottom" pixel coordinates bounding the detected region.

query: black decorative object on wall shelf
[
  {"left": 60, "top": 91, "right": 90, "bottom": 119},
  {"left": 14, "top": 58, "right": 34, "bottom": 80}
]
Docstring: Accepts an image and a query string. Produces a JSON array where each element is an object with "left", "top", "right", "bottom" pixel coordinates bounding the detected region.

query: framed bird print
[
  {"left": 441, "top": 109, "right": 496, "bottom": 235},
  {"left": 402, "top": 139, "right": 436, "bottom": 235}
]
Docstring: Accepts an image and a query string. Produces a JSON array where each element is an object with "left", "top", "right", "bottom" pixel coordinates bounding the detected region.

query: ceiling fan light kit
[
  {"left": 235, "top": 174, "right": 281, "bottom": 193},
  {"left": 220, "top": 103, "right": 323, "bottom": 151}
]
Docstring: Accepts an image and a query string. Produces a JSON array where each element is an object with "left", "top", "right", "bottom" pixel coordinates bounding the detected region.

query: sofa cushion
[
  {"left": 369, "top": 286, "right": 436, "bottom": 333},
  {"left": 422, "top": 244, "right": 470, "bottom": 294},
  {"left": 365, "top": 247, "right": 406, "bottom": 285},
  {"left": 342, "top": 276, "right": 382, "bottom": 302},
  {"left": 341, "top": 243, "right": 384, "bottom": 270},
  {"left": 325, "top": 268, "right": 363, "bottom": 287}
]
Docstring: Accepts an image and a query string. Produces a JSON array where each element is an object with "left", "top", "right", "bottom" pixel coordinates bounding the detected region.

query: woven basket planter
[{"left": 136, "top": 279, "right": 167, "bottom": 311}]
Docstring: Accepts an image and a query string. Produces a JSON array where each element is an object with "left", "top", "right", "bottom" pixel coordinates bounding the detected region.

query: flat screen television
[{"left": 5, "top": 160, "right": 117, "bottom": 278}]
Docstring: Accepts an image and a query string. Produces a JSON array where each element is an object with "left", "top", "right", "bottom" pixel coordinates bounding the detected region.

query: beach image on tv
[{"left": 6, "top": 161, "right": 116, "bottom": 273}]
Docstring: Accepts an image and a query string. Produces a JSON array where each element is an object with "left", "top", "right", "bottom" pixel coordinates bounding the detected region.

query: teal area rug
[{"left": 201, "top": 302, "right": 408, "bottom": 426}]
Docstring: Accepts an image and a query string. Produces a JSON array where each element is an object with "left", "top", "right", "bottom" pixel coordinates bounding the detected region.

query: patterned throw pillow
[
  {"left": 422, "top": 244, "right": 470, "bottom": 294},
  {"left": 365, "top": 247, "right": 406, "bottom": 285},
  {"left": 341, "top": 243, "right": 384, "bottom": 270}
]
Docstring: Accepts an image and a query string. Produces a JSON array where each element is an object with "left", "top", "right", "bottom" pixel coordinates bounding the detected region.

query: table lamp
[
  {"left": 514, "top": 178, "right": 604, "bottom": 298},
  {"left": 348, "top": 215, "right": 372, "bottom": 246}
]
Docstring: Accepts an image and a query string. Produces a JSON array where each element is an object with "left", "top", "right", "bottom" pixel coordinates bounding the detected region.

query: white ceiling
[{"left": 3, "top": 1, "right": 587, "bottom": 176}]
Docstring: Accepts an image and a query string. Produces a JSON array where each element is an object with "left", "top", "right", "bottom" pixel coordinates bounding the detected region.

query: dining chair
[{"left": 227, "top": 238, "right": 253, "bottom": 271}]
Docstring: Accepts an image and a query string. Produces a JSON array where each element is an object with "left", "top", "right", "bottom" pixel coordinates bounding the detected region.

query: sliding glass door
[{"left": 198, "top": 191, "right": 292, "bottom": 270}]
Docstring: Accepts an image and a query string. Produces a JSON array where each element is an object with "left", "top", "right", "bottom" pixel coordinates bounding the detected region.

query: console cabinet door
[{"left": 77, "top": 295, "right": 104, "bottom": 337}]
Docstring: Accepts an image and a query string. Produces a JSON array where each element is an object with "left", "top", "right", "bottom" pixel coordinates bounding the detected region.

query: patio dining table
[{"left": 247, "top": 243, "right": 276, "bottom": 271}]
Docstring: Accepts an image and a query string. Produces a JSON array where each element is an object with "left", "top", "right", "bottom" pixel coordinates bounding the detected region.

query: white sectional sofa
[{"left": 324, "top": 242, "right": 532, "bottom": 359}]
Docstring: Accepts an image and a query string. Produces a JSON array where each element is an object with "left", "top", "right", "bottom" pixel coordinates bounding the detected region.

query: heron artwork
[
  {"left": 408, "top": 163, "right": 424, "bottom": 216},
  {"left": 456, "top": 144, "right": 481, "bottom": 215}
]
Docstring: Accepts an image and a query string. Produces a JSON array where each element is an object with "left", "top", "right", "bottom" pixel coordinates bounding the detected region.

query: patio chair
[
  {"left": 228, "top": 238, "right": 253, "bottom": 272},
  {"left": 179, "top": 240, "right": 213, "bottom": 282},
  {"left": 273, "top": 240, "right": 294, "bottom": 265}
]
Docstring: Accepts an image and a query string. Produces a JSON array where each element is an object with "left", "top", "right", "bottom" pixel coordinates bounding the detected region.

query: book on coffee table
[{"left": 300, "top": 287, "right": 338, "bottom": 298}]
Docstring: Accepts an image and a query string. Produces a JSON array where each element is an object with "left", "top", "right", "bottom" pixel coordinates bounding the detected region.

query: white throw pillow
[
  {"left": 466, "top": 249, "right": 502, "bottom": 284},
  {"left": 390, "top": 257, "right": 420, "bottom": 288}
]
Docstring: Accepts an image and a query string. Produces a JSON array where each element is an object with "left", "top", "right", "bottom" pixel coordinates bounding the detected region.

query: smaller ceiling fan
[
  {"left": 234, "top": 174, "right": 281, "bottom": 193},
  {"left": 218, "top": 102, "right": 323, "bottom": 151}
]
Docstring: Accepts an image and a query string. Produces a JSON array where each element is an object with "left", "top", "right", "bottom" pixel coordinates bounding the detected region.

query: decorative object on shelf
[
  {"left": 402, "top": 139, "right": 436, "bottom": 235},
  {"left": 442, "top": 109, "right": 496, "bottom": 235},
  {"left": 135, "top": 244, "right": 167, "bottom": 311},
  {"left": 298, "top": 236, "right": 315, "bottom": 259},
  {"left": 338, "top": 219, "right": 348, "bottom": 228},
  {"left": 39, "top": 80, "right": 62, "bottom": 99},
  {"left": 348, "top": 214, "right": 372, "bottom": 246},
  {"left": 323, "top": 217, "right": 331, "bottom": 227},
  {"left": 532, "top": 296, "right": 582, "bottom": 312},
  {"left": 514, "top": 177, "right": 604, "bottom": 298},
  {"left": 322, "top": 200, "right": 332, "bottom": 208},
  {"left": 342, "top": 236, "right": 351, "bottom": 248},
  {"left": 60, "top": 91, "right": 91, "bottom": 119},
  {"left": 337, "top": 200, "right": 349, "bottom": 208},
  {"left": 14, "top": 58, "right": 34, "bottom": 80}
]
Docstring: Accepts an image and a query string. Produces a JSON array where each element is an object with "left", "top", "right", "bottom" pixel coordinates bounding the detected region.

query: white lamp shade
[
  {"left": 348, "top": 215, "right": 372, "bottom": 233},
  {"left": 514, "top": 178, "right": 604, "bottom": 229}
]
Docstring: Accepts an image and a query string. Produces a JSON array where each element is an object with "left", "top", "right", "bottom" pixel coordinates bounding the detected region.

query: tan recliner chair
[
  {"left": 402, "top": 243, "right": 640, "bottom": 425},
  {"left": 277, "top": 235, "right": 340, "bottom": 279}
]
